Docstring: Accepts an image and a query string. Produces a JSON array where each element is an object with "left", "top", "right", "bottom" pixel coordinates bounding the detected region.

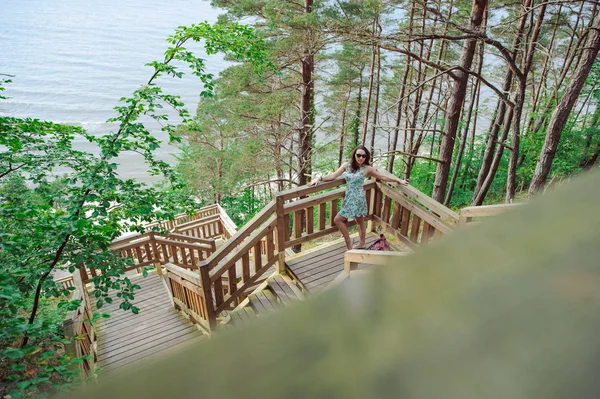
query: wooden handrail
[
  {"left": 375, "top": 169, "right": 459, "bottom": 224},
  {"left": 376, "top": 182, "right": 453, "bottom": 234},
  {"left": 217, "top": 203, "right": 238, "bottom": 236},
  {"left": 202, "top": 200, "right": 277, "bottom": 269},
  {"left": 276, "top": 176, "right": 346, "bottom": 201},
  {"left": 283, "top": 187, "right": 347, "bottom": 214},
  {"left": 164, "top": 233, "right": 216, "bottom": 247},
  {"left": 344, "top": 249, "right": 409, "bottom": 273},
  {"left": 209, "top": 216, "right": 277, "bottom": 280},
  {"left": 459, "top": 203, "right": 525, "bottom": 218}
]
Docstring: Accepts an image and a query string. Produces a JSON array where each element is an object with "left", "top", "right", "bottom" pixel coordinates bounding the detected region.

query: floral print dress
[{"left": 339, "top": 164, "right": 368, "bottom": 219}]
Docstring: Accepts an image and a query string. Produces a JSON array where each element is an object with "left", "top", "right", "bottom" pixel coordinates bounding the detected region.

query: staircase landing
[
  {"left": 94, "top": 273, "right": 204, "bottom": 377},
  {"left": 286, "top": 233, "right": 382, "bottom": 293}
]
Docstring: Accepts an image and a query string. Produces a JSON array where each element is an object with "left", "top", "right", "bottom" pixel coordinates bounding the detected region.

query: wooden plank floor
[
  {"left": 287, "top": 233, "right": 381, "bottom": 293},
  {"left": 94, "top": 273, "right": 204, "bottom": 377}
]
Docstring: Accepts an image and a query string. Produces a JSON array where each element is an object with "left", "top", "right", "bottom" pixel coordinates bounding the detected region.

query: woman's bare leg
[
  {"left": 334, "top": 214, "right": 352, "bottom": 249},
  {"left": 354, "top": 216, "right": 366, "bottom": 248}
]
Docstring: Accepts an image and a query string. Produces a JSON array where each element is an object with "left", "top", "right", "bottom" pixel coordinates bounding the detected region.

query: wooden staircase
[{"left": 225, "top": 272, "right": 305, "bottom": 327}]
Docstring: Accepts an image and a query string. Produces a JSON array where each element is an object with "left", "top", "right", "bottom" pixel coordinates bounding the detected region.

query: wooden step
[
  {"left": 268, "top": 274, "right": 305, "bottom": 304},
  {"left": 227, "top": 306, "right": 257, "bottom": 326},
  {"left": 249, "top": 290, "right": 279, "bottom": 315}
]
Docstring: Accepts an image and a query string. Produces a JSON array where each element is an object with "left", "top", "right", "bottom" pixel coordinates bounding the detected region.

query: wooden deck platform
[
  {"left": 286, "top": 233, "right": 381, "bottom": 293},
  {"left": 95, "top": 273, "right": 204, "bottom": 377}
]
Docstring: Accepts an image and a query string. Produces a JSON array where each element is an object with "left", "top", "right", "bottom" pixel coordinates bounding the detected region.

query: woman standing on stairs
[{"left": 308, "top": 145, "right": 408, "bottom": 250}]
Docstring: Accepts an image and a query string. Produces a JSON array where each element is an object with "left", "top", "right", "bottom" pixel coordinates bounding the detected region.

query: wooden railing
[
  {"left": 85, "top": 178, "right": 523, "bottom": 333},
  {"left": 145, "top": 204, "right": 220, "bottom": 232},
  {"left": 63, "top": 284, "right": 97, "bottom": 379},
  {"left": 458, "top": 203, "right": 525, "bottom": 226},
  {"left": 165, "top": 263, "right": 213, "bottom": 333},
  {"left": 168, "top": 174, "right": 459, "bottom": 331},
  {"left": 55, "top": 274, "right": 75, "bottom": 290},
  {"left": 79, "top": 232, "right": 217, "bottom": 284}
]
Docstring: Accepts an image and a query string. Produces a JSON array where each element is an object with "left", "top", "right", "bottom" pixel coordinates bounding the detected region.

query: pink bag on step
[{"left": 367, "top": 234, "right": 392, "bottom": 251}]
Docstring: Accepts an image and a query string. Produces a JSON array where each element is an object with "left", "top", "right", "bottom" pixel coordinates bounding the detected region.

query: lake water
[{"left": 1, "top": 0, "right": 230, "bottom": 183}]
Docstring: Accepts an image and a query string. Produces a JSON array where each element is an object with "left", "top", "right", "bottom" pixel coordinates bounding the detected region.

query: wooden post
[
  {"left": 275, "top": 196, "right": 287, "bottom": 274},
  {"left": 344, "top": 259, "right": 359, "bottom": 274},
  {"left": 368, "top": 183, "right": 378, "bottom": 232},
  {"left": 199, "top": 264, "right": 217, "bottom": 330}
]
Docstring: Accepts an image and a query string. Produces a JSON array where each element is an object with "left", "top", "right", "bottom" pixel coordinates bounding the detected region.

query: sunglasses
[{"left": 356, "top": 153, "right": 367, "bottom": 159}]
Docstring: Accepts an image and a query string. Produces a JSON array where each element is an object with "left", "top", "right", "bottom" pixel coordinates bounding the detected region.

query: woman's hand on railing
[{"left": 307, "top": 177, "right": 321, "bottom": 187}]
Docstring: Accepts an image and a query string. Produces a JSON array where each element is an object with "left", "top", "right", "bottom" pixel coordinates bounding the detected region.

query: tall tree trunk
[
  {"left": 525, "top": 4, "right": 562, "bottom": 138},
  {"left": 405, "top": 0, "right": 430, "bottom": 178},
  {"left": 297, "top": 0, "right": 315, "bottom": 187},
  {"left": 432, "top": 0, "right": 487, "bottom": 203},
  {"left": 529, "top": 13, "right": 600, "bottom": 195},
  {"left": 338, "top": 83, "right": 353, "bottom": 167},
  {"left": 445, "top": 42, "right": 483, "bottom": 205},
  {"left": 350, "top": 71, "right": 364, "bottom": 153},
  {"left": 369, "top": 33, "right": 382, "bottom": 156},
  {"left": 388, "top": 0, "right": 420, "bottom": 173},
  {"left": 506, "top": 3, "right": 547, "bottom": 202},
  {"left": 472, "top": 107, "right": 515, "bottom": 205},
  {"left": 472, "top": 0, "right": 530, "bottom": 202},
  {"left": 362, "top": 18, "right": 377, "bottom": 144},
  {"left": 530, "top": 2, "right": 590, "bottom": 137}
]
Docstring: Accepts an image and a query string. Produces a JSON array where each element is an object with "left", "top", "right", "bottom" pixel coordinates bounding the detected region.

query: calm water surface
[{"left": 1, "top": 0, "right": 229, "bottom": 183}]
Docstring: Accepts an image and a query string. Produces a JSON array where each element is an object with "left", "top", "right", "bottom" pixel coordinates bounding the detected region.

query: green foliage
[{"left": 0, "top": 22, "right": 271, "bottom": 397}]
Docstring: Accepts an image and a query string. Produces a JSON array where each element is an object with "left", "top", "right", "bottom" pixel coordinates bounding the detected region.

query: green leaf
[
  {"left": 96, "top": 299, "right": 103, "bottom": 309},
  {"left": 3, "top": 347, "right": 23, "bottom": 360}
]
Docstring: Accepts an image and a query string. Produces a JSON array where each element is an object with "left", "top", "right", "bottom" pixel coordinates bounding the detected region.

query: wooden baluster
[
  {"left": 318, "top": 202, "right": 326, "bottom": 231},
  {"left": 368, "top": 187, "right": 377, "bottom": 232},
  {"left": 306, "top": 207, "right": 314, "bottom": 235},
  {"left": 213, "top": 278, "right": 224, "bottom": 308},
  {"left": 266, "top": 229, "right": 275, "bottom": 260},
  {"left": 171, "top": 245, "right": 179, "bottom": 264},
  {"left": 161, "top": 243, "right": 169, "bottom": 263},
  {"left": 135, "top": 246, "right": 144, "bottom": 266},
  {"left": 410, "top": 215, "right": 422, "bottom": 243},
  {"left": 144, "top": 243, "right": 151, "bottom": 262},
  {"left": 400, "top": 208, "right": 411, "bottom": 237},
  {"left": 181, "top": 247, "right": 189, "bottom": 267},
  {"left": 228, "top": 267, "right": 237, "bottom": 305},
  {"left": 374, "top": 188, "right": 383, "bottom": 218},
  {"left": 190, "top": 249, "right": 197, "bottom": 268},
  {"left": 150, "top": 233, "right": 159, "bottom": 264},
  {"left": 382, "top": 196, "right": 392, "bottom": 223},
  {"left": 284, "top": 213, "right": 291, "bottom": 242},
  {"left": 390, "top": 202, "right": 401, "bottom": 229},
  {"left": 254, "top": 243, "right": 262, "bottom": 274},
  {"left": 330, "top": 199, "right": 338, "bottom": 226},
  {"left": 242, "top": 253, "right": 250, "bottom": 283},
  {"left": 421, "top": 222, "right": 431, "bottom": 244},
  {"left": 275, "top": 196, "right": 287, "bottom": 274},
  {"left": 294, "top": 210, "right": 302, "bottom": 239}
]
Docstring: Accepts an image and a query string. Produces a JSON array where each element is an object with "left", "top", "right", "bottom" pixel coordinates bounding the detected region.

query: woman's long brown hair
[{"left": 349, "top": 145, "right": 370, "bottom": 173}]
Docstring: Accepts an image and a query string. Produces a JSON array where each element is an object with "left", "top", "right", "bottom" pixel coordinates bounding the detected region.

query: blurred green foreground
[{"left": 73, "top": 171, "right": 600, "bottom": 399}]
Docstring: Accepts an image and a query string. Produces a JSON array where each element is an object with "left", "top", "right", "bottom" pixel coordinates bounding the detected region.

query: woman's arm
[
  {"left": 307, "top": 162, "right": 348, "bottom": 186},
  {"left": 364, "top": 166, "right": 409, "bottom": 185}
]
